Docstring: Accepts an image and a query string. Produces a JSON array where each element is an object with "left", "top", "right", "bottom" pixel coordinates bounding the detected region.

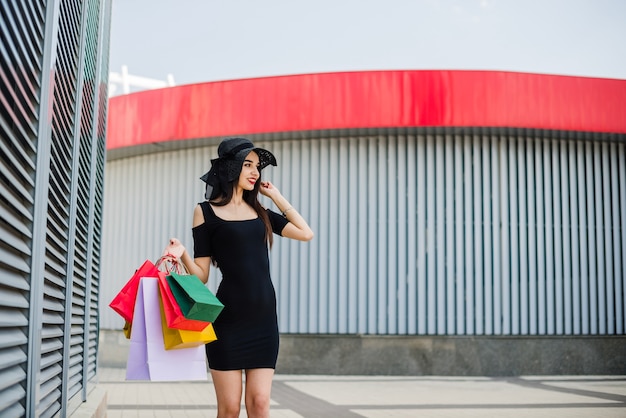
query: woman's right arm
[
  {"left": 166, "top": 205, "right": 211, "bottom": 283},
  {"left": 180, "top": 251, "right": 210, "bottom": 284}
]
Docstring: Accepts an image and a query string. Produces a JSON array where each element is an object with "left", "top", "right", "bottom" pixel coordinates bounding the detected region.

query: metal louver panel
[
  {"left": 82, "top": 0, "right": 110, "bottom": 401},
  {"left": 61, "top": 0, "right": 95, "bottom": 410},
  {"left": 101, "top": 131, "right": 625, "bottom": 337},
  {"left": 37, "top": 0, "right": 85, "bottom": 414},
  {"left": 0, "top": 0, "right": 46, "bottom": 416},
  {"left": 2, "top": 0, "right": 109, "bottom": 416},
  {"left": 63, "top": 0, "right": 109, "bottom": 412}
]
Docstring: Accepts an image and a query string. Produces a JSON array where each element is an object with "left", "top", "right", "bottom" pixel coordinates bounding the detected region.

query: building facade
[
  {"left": 0, "top": 0, "right": 111, "bottom": 416},
  {"left": 102, "top": 71, "right": 626, "bottom": 374}
]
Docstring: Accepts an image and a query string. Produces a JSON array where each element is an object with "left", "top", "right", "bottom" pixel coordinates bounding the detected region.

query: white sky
[{"left": 109, "top": 0, "right": 626, "bottom": 87}]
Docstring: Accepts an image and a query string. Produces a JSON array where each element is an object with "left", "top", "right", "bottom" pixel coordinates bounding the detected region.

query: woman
[{"left": 166, "top": 137, "right": 313, "bottom": 418}]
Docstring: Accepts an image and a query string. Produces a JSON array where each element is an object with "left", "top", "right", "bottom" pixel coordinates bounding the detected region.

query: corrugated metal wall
[
  {"left": 0, "top": 0, "right": 111, "bottom": 416},
  {"left": 101, "top": 131, "right": 625, "bottom": 337}
]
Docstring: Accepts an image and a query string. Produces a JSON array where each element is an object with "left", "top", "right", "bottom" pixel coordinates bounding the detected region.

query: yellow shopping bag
[
  {"left": 123, "top": 320, "right": 132, "bottom": 339},
  {"left": 159, "top": 297, "right": 217, "bottom": 350}
]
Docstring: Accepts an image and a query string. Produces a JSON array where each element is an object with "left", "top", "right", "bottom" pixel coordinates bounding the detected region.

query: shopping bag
[
  {"left": 167, "top": 272, "right": 224, "bottom": 322},
  {"left": 123, "top": 321, "right": 132, "bottom": 339},
  {"left": 157, "top": 271, "right": 212, "bottom": 331},
  {"left": 159, "top": 297, "right": 217, "bottom": 350},
  {"left": 109, "top": 259, "right": 160, "bottom": 322},
  {"left": 125, "top": 277, "right": 208, "bottom": 381}
]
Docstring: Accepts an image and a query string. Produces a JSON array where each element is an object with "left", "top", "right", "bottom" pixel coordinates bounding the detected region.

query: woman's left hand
[{"left": 259, "top": 181, "right": 280, "bottom": 198}]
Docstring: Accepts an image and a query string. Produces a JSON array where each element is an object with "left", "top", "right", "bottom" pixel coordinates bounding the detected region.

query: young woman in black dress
[{"left": 166, "top": 137, "right": 313, "bottom": 418}]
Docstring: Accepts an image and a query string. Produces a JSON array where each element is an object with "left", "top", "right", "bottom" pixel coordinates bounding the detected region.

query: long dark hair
[{"left": 210, "top": 172, "right": 274, "bottom": 248}]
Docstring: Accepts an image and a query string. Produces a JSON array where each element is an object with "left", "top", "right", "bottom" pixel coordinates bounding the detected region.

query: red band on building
[{"left": 107, "top": 70, "right": 626, "bottom": 149}]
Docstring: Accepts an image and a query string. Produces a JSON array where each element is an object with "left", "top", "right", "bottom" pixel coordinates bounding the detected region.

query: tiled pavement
[{"left": 98, "top": 368, "right": 626, "bottom": 417}]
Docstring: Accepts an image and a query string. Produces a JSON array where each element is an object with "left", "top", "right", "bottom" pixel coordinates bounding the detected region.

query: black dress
[{"left": 192, "top": 201, "right": 288, "bottom": 370}]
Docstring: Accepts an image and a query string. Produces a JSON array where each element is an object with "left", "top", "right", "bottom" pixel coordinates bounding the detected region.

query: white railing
[{"left": 108, "top": 65, "right": 175, "bottom": 96}]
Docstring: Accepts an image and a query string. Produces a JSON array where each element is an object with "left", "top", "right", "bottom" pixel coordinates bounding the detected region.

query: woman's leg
[
  {"left": 211, "top": 369, "right": 243, "bottom": 418},
  {"left": 243, "top": 368, "right": 274, "bottom": 418}
]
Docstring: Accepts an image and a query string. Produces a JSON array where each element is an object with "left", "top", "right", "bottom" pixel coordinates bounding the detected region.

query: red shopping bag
[
  {"left": 109, "top": 259, "right": 160, "bottom": 323},
  {"left": 157, "top": 271, "right": 212, "bottom": 331}
]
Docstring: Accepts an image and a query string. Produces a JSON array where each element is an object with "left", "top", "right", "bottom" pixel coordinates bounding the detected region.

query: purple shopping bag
[{"left": 125, "top": 277, "right": 208, "bottom": 381}]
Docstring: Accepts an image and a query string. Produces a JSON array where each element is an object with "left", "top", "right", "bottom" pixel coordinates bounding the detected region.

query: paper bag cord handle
[{"left": 155, "top": 255, "right": 189, "bottom": 275}]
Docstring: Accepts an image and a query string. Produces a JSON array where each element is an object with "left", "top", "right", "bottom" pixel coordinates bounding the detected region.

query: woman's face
[{"left": 237, "top": 151, "right": 260, "bottom": 191}]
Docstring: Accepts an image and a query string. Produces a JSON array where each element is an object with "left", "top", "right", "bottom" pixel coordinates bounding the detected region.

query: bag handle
[{"left": 155, "top": 254, "right": 189, "bottom": 275}]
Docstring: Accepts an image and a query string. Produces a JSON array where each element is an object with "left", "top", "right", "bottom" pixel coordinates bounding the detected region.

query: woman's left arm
[{"left": 260, "top": 181, "right": 314, "bottom": 242}]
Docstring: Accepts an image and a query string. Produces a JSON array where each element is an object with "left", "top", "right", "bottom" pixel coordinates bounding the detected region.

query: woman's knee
[
  {"left": 246, "top": 393, "right": 270, "bottom": 414},
  {"left": 217, "top": 401, "right": 241, "bottom": 418}
]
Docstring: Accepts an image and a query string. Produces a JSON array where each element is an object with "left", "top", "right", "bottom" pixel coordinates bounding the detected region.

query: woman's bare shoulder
[{"left": 193, "top": 203, "right": 206, "bottom": 227}]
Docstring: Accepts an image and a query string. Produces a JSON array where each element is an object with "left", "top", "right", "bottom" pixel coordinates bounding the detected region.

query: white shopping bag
[{"left": 125, "top": 277, "right": 208, "bottom": 381}]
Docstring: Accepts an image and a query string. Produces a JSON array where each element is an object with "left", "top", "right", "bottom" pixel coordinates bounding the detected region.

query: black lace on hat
[{"left": 200, "top": 137, "right": 277, "bottom": 199}]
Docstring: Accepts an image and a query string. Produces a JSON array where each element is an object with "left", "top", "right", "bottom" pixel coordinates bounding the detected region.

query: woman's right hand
[{"left": 163, "top": 238, "right": 185, "bottom": 259}]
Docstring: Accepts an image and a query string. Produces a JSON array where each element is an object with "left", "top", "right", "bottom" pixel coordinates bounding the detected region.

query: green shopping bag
[{"left": 166, "top": 272, "right": 224, "bottom": 323}]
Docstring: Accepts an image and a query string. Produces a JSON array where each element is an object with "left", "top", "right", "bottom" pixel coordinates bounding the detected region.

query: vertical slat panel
[
  {"left": 536, "top": 140, "right": 547, "bottom": 334},
  {"left": 544, "top": 140, "right": 556, "bottom": 334},
  {"left": 435, "top": 134, "right": 446, "bottom": 334},
  {"left": 561, "top": 141, "right": 573, "bottom": 335},
  {"left": 366, "top": 137, "right": 378, "bottom": 334},
  {"left": 527, "top": 138, "right": 538, "bottom": 335},
  {"left": 482, "top": 134, "right": 493, "bottom": 335},
  {"left": 321, "top": 139, "right": 332, "bottom": 332},
  {"left": 509, "top": 138, "right": 520, "bottom": 335},
  {"left": 594, "top": 142, "right": 607, "bottom": 334},
  {"left": 445, "top": 134, "right": 456, "bottom": 334},
  {"left": 518, "top": 135, "right": 529, "bottom": 335},
  {"left": 298, "top": 140, "right": 311, "bottom": 332},
  {"left": 417, "top": 134, "right": 427, "bottom": 334},
  {"left": 464, "top": 135, "right": 475, "bottom": 334},
  {"left": 397, "top": 135, "right": 408, "bottom": 334},
  {"left": 376, "top": 135, "right": 387, "bottom": 334},
  {"left": 610, "top": 143, "right": 623, "bottom": 334},
  {"left": 577, "top": 142, "right": 590, "bottom": 334},
  {"left": 586, "top": 143, "right": 598, "bottom": 334},
  {"left": 357, "top": 137, "right": 369, "bottom": 334},
  {"left": 308, "top": 139, "right": 321, "bottom": 333},
  {"left": 492, "top": 137, "right": 502, "bottom": 335},
  {"left": 269, "top": 142, "right": 285, "bottom": 328},
  {"left": 337, "top": 137, "right": 349, "bottom": 333},
  {"left": 618, "top": 143, "right": 626, "bottom": 333},
  {"left": 501, "top": 138, "right": 511, "bottom": 334},
  {"left": 473, "top": 134, "right": 484, "bottom": 334},
  {"left": 406, "top": 135, "right": 417, "bottom": 334},
  {"left": 615, "top": 144, "right": 626, "bottom": 334},
  {"left": 454, "top": 135, "right": 465, "bottom": 334},
  {"left": 344, "top": 138, "right": 364, "bottom": 334},
  {"left": 601, "top": 143, "right": 615, "bottom": 334},
  {"left": 553, "top": 141, "right": 564, "bottom": 334},
  {"left": 426, "top": 134, "right": 436, "bottom": 333},
  {"left": 387, "top": 135, "right": 398, "bottom": 333},
  {"left": 276, "top": 141, "right": 290, "bottom": 331},
  {"left": 288, "top": 140, "right": 301, "bottom": 332},
  {"left": 569, "top": 142, "right": 581, "bottom": 334}
]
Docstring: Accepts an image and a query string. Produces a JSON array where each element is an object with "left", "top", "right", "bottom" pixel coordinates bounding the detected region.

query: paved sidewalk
[{"left": 98, "top": 368, "right": 626, "bottom": 417}]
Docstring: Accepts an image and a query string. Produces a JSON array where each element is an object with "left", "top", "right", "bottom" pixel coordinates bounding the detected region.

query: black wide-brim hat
[{"left": 200, "top": 137, "right": 277, "bottom": 194}]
